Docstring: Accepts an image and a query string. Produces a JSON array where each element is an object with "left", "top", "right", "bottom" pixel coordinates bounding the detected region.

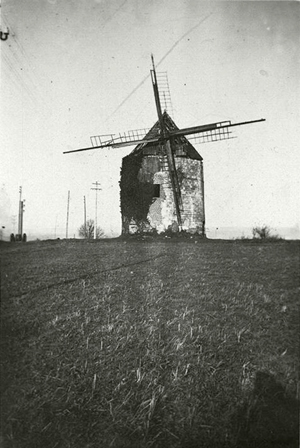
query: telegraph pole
[
  {"left": 91, "top": 182, "right": 101, "bottom": 239},
  {"left": 16, "top": 186, "right": 25, "bottom": 241},
  {"left": 18, "top": 187, "right": 22, "bottom": 235},
  {"left": 66, "top": 190, "right": 70, "bottom": 239},
  {"left": 84, "top": 196, "right": 87, "bottom": 232}
]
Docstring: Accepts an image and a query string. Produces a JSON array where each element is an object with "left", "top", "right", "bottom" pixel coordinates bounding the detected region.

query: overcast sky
[{"left": 1, "top": 0, "right": 299, "bottom": 239}]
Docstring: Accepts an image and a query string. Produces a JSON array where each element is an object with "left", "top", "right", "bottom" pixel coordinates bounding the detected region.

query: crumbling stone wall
[
  {"left": 147, "top": 157, "right": 204, "bottom": 234},
  {"left": 120, "top": 153, "right": 160, "bottom": 234},
  {"left": 176, "top": 158, "right": 205, "bottom": 234},
  {"left": 120, "top": 151, "right": 205, "bottom": 235}
]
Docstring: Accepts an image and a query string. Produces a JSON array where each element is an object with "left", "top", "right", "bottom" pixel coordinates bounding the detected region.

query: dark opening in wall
[{"left": 153, "top": 184, "right": 160, "bottom": 198}]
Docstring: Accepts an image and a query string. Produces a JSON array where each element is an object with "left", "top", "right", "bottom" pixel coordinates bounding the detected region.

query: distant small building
[{"left": 120, "top": 112, "right": 205, "bottom": 235}]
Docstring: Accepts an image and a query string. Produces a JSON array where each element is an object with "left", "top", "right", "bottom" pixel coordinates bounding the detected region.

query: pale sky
[{"left": 1, "top": 0, "right": 299, "bottom": 239}]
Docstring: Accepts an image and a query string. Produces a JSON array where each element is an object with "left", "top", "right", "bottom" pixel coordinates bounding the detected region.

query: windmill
[{"left": 64, "top": 55, "right": 265, "bottom": 236}]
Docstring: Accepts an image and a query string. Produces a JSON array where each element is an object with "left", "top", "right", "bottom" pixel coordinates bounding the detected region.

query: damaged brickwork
[{"left": 120, "top": 113, "right": 205, "bottom": 236}]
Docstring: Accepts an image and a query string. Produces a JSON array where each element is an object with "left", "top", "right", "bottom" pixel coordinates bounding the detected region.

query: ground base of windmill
[
  {"left": 119, "top": 231, "right": 207, "bottom": 244},
  {"left": 121, "top": 217, "right": 206, "bottom": 239}
]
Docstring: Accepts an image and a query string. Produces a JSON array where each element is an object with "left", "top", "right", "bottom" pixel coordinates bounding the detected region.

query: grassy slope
[{"left": 0, "top": 239, "right": 299, "bottom": 448}]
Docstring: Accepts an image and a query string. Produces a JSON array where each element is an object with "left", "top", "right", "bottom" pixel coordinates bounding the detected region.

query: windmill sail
[
  {"left": 63, "top": 118, "right": 265, "bottom": 154},
  {"left": 156, "top": 71, "right": 174, "bottom": 117}
]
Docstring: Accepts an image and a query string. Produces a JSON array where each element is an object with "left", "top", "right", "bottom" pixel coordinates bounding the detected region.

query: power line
[{"left": 1, "top": 12, "right": 49, "bottom": 111}]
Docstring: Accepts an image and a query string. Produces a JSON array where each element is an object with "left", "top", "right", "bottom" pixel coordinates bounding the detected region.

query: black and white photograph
[{"left": 1, "top": 1, "right": 299, "bottom": 447}]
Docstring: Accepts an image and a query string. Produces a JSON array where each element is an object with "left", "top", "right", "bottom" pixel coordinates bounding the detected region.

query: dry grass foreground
[{"left": 0, "top": 238, "right": 299, "bottom": 448}]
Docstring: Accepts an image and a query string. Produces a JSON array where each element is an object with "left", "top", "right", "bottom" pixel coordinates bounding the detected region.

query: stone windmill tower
[{"left": 120, "top": 111, "right": 205, "bottom": 235}]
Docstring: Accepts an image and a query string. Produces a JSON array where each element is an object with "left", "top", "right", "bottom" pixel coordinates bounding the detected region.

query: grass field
[{"left": 1, "top": 237, "right": 299, "bottom": 448}]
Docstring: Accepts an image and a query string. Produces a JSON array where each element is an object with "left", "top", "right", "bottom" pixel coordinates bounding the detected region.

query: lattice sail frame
[
  {"left": 156, "top": 71, "right": 174, "bottom": 117},
  {"left": 90, "top": 120, "right": 236, "bottom": 148},
  {"left": 90, "top": 129, "right": 150, "bottom": 148}
]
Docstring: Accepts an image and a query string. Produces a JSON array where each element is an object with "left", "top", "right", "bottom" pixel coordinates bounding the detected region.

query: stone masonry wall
[{"left": 147, "top": 156, "right": 204, "bottom": 234}]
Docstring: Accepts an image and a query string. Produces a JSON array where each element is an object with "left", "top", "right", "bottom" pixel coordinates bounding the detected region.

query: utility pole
[
  {"left": 84, "top": 196, "right": 87, "bottom": 235},
  {"left": 91, "top": 182, "right": 101, "bottom": 239},
  {"left": 66, "top": 190, "right": 70, "bottom": 239},
  {"left": 18, "top": 186, "right": 22, "bottom": 236},
  {"left": 17, "top": 186, "right": 25, "bottom": 241}
]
